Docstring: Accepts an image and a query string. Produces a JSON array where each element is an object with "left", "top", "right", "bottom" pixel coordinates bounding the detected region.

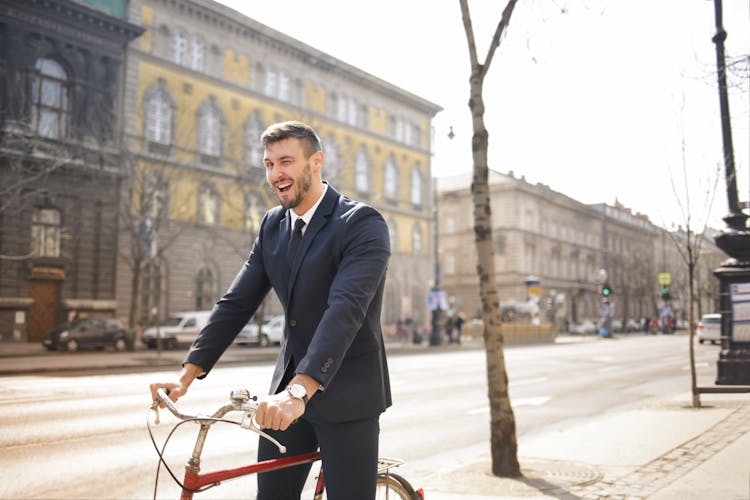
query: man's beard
[{"left": 277, "top": 161, "right": 312, "bottom": 210}]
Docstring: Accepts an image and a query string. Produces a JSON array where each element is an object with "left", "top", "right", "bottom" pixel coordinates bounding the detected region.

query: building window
[
  {"left": 410, "top": 166, "right": 423, "bottom": 206},
  {"left": 355, "top": 147, "right": 370, "bottom": 193},
  {"left": 278, "top": 70, "right": 290, "bottom": 102},
  {"left": 197, "top": 100, "right": 223, "bottom": 160},
  {"left": 388, "top": 218, "right": 399, "bottom": 253},
  {"left": 144, "top": 90, "right": 172, "bottom": 147},
  {"left": 412, "top": 224, "right": 423, "bottom": 255},
  {"left": 141, "top": 172, "right": 168, "bottom": 220},
  {"left": 30, "top": 58, "right": 69, "bottom": 139},
  {"left": 445, "top": 254, "right": 456, "bottom": 275},
  {"left": 172, "top": 31, "right": 188, "bottom": 65},
  {"left": 140, "top": 260, "right": 162, "bottom": 321},
  {"left": 191, "top": 36, "right": 205, "bottom": 72},
  {"left": 208, "top": 45, "right": 223, "bottom": 77},
  {"left": 265, "top": 65, "right": 278, "bottom": 97},
  {"left": 384, "top": 157, "right": 398, "bottom": 202},
  {"left": 197, "top": 184, "right": 220, "bottom": 225},
  {"left": 322, "top": 136, "right": 342, "bottom": 185},
  {"left": 292, "top": 78, "right": 304, "bottom": 107},
  {"left": 244, "top": 193, "right": 263, "bottom": 233},
  {"left": 195, "top": 267, "right": 215, "bottom": 310},
  {"left": 244, "top": 111, "right": 265, "bottom": 168},
  {"left": 31, "top": 208, "right": 61, "bottom": 257},
  {"left": 251, "top": 63, "right": 265, "bottom": 93},
  {"left": 327, "top": 92, "right": 338, "bottom": 118}
]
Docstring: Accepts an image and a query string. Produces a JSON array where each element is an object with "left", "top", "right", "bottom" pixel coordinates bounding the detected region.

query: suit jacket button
[
  {"left": 289, "top": 320, "right": 297, "bottom": 327},
  {"left": 321, "top": 358, "right": 333, "bottom": 373}
]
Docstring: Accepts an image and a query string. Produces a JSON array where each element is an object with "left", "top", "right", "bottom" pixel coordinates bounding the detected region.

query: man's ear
[{"left": 311, "top": 150, "right": 324, "bottom": 172}]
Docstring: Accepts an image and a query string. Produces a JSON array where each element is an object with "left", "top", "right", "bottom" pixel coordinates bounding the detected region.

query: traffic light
[
  {"left": 661, "top": 285, "right": 670, "bottom": 300},
  {"left": 601, "top": 282, "right": 612, "bottom": 297}
]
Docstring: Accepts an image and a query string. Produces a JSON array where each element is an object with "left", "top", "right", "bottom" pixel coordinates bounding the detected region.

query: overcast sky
[{"left": 218, "top": 0, "right": 749, "bottom": 230}]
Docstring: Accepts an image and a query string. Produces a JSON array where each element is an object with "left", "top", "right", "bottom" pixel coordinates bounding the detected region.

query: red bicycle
[{"left": 149, "top": 388, "right": 423, "bottom": 499}]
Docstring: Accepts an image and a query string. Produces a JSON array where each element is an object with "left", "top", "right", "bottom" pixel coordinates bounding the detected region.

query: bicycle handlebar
[{"left": 151, "top": 388, "right": 287, "bottom": 453}]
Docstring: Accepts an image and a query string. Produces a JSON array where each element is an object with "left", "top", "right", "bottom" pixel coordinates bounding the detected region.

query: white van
[{"left": 141, "top": 311, "right": 212, "bottom": 349}]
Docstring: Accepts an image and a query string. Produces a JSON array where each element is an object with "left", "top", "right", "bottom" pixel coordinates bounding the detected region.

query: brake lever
[{"left": 240, "top": 412, "right": 287, "bottom": 454}]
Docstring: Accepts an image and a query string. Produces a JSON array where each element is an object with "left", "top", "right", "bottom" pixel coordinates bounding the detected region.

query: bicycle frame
[
  {"left": 180, "top": 450, "right": 323, "bottom": 500},
  {"left": 151, "top": 389, "right": 420, "bottom": 500}
]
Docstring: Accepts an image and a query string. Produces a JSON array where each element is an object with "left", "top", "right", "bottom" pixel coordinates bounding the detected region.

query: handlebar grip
[{"left": 156, "top": 388, "right": 181, "bottom": 417}]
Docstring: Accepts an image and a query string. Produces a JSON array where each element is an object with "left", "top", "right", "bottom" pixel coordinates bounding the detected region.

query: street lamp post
[{"left": 709, "top": 0, "right": 750, "bottom": 385}]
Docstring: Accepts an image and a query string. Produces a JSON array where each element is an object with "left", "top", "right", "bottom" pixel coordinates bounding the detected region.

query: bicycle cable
[{"left": 146, "top": 409, "right": 241, "bottom": 499}]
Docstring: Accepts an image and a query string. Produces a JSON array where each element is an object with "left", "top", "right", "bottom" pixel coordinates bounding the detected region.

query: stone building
[
  {"left": 0, "top": 0, "right": 142, "bottom": 341},
  {"left": 437, "top": 170, "right": 723, "bottom": 330},
  {"left": 117, "top": 0, "right": 441, "bottom": 330}
]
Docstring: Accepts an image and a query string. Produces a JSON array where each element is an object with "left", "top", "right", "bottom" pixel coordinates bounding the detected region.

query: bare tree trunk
[{"left": 460, "top": 0, "right": 521, "bottom": 477}]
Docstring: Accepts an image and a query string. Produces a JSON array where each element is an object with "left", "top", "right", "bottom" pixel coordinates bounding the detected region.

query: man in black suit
[{"left": 150, "top": 121, "right": 391, "bottom": 499}]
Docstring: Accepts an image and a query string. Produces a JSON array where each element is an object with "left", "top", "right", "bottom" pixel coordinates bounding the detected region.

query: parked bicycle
[{"left": 149, "top": 388, "right": 423, "bottom": 499}]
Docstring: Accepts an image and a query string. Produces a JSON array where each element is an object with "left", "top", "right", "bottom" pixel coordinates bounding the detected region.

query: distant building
[
  {"left": 117, "top": 0, "right": 442, "bottom": 329},
  {"left": 437, "top": 170, "right": 723, "bottom": 329},
  {"left": 0, "top": 0, "right": 142, "bottom": 342}
]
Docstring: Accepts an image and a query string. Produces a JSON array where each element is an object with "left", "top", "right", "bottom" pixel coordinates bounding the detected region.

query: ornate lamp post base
[{"left": 713, "top": 258, "right": 750, "bottom": 385}]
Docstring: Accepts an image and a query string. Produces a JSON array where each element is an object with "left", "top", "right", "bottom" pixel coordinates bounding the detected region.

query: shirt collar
[{"left": 289, "top": 183, "right": 328, "bottom": 233}]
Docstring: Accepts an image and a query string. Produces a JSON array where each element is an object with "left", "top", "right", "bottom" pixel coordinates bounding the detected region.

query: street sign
[
  {"left": 427, "top": 288, "right": 448, "bottom": 311},
  {"left": 658, "top": 272, "right": 671, "bottom": 285}
]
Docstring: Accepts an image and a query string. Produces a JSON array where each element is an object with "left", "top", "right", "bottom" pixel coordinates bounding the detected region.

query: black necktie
[{"left": 287, "top": 218, "right": 306, "bottom": 264}]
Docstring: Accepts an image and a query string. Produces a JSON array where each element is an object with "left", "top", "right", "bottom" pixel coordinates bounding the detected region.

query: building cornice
[
  {"left": 1, "top": 0, "right": 144, "bottom": 49},
  {"left": 146, "top": 0, "right": 441, "bottom": 116}
]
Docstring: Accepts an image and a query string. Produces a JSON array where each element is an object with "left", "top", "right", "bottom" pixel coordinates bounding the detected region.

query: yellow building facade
[{"left": 117, "top": 0, "right": 441, "bottom": 331}]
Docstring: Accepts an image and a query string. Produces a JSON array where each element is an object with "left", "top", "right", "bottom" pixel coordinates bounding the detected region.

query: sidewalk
[
  {"left": 419, "top": 391, "right": 750, "bottom": 499},
  {"left": 2, "top": 337, "right": 748, "bottom": 499}
]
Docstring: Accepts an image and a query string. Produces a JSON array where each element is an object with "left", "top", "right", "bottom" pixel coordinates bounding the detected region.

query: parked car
[
  {"left": 42, "top": 317, "right": 129, "bottom": 352},
  {"left": 697, "top": 313, "right": 722, "bottom": 345},
  {"left": 141, "top": 311, "right": 212, "bottom": 349},
  {"left": 235, "top": 315, "right": 284, "bottom": 347}
]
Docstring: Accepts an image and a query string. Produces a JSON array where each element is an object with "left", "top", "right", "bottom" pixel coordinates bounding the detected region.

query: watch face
[{"left": 289, "top": 384, "right": 306, "bottom": 399}]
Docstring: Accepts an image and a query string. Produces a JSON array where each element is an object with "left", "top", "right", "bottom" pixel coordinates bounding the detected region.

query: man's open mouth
[{"left": 277, "top": 181, "right": 293, "bottom": 193}]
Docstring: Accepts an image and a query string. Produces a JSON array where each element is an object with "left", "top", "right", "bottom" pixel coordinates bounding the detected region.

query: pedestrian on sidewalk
[{"left": 149, "top": 121, "right": 392, "bottom": 500}]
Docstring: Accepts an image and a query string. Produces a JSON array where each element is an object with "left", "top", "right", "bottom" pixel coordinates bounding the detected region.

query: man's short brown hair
[{"left": 261, "top": 121, "right": 323, "bottom": 158}]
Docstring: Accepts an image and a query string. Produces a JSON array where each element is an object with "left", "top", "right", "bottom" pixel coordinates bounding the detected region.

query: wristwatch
[{"left": 286, "top": 383, "right": 308, "bottom": 404}]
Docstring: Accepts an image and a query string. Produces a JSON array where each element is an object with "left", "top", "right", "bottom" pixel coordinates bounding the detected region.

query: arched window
[
  {"left": 244, "top": 111, "right": 265, "bottom": 168},
  {"left": 411, "top": 223, "right": 423, "bottom": 255},
  {"left": 197, "top": 99, "right": 222, "bottom": 159},
  {"left": 144, "top": 90, "right": 172, "bottom": 145},
  {"left": 30, "top": 58, "right": 69, "bottom": 139},
  {"left": 197, "top": 183, "right": 220, "bottom": 225},
  {"left": 355, "top": 147, "right": 370, "bottom": 193},
  {"left": 31, "top": 207, "right": 61, "bottom": 257},
  {"left": 244, "top": 193, "right": 264, "bottom": 233},
  {"left": 172, "top": 31, "right": 188, "bottom": 65},
  {"left": 384, "top": 157, "right": 399, "bottom": 202},
  {"left": 195, "top": 267, "right": 216, "bottom": 310},
  {"left": 410, "top": 165, "right": 423, "bottom": 206}
]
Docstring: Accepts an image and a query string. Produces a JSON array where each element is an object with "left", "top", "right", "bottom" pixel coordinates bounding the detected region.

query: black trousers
[{"left": 256, "top": 415, "right": 380, "bottom": 500}]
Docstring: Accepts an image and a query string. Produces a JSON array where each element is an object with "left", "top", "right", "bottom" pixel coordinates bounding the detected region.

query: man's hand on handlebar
[
  {"left": 255, "top": 392, "right": 305, "bottom": 431},
  {"left": 149, "top": 363, "right": 205, "bottom": 407}
]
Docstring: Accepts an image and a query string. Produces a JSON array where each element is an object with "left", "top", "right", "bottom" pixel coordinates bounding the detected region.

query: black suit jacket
[{"left": 185, "top": 185, "right": 392, "bottom": 423}]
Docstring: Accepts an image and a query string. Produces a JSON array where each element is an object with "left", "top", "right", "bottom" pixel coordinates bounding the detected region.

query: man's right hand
[{"left": 149, "top": 363, "right": 204, "bottom": 406}]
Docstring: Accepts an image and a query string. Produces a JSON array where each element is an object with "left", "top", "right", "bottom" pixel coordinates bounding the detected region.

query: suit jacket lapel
[{"left": 287, "top": 186, "right": 338, "bottom": 296}]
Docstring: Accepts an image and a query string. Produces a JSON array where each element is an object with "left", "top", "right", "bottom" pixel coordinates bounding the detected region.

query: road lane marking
[
  {"left": 465, "top": 396, "right": 550, "bottom": 415},
  {"left": 509, "top": 377, "right": 548, "bottom": 387}
]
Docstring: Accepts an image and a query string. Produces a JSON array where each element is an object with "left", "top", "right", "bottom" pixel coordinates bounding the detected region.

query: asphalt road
[{"left": 0, "top": 334, "right": 720, "bottom": 499}]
